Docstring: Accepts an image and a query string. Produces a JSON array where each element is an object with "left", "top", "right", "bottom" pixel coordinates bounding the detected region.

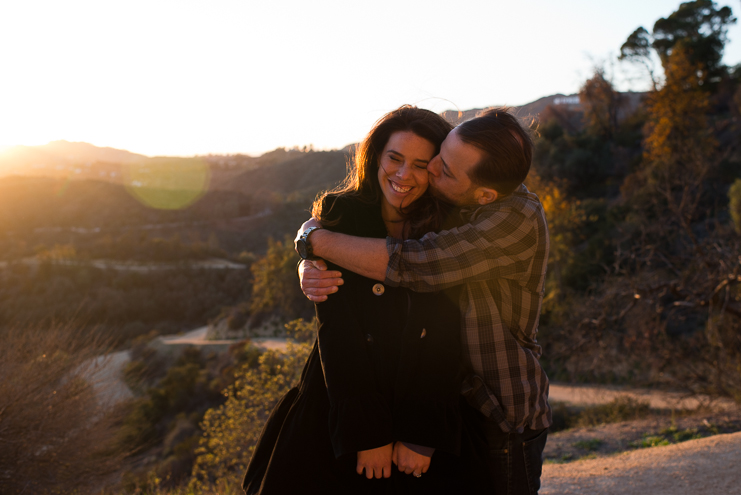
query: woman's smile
[{"left": 377, "top": 131, "right": 435, "bottom": 222}]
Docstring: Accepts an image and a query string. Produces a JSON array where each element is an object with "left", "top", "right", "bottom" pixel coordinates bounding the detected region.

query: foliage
[
  {"left": 579, "top": 68, "right": 624, "bottom": 139},
  {"left": 575, "top": 397, "right": 651, "bottom": 427},
  {"left": 0, "top": 263, "right": 251, "bottom": 344},
  {"left": 729, "top": 178, "right": 741, "bottom": 234},
  {"left": 117, "top": 347, "right": 232, "bottom": 490},
  {"left": 620, "top": 0, "right": 737, "bottom": 88},
  {"left": 0, "top": 325, "right": 123, "bottom": 494},
  {"left": 249, "top": 236, "right": 313, "bottom": 321},
  {"left": 284, "top": 317, "right": 318, "bottom": 343},
  {"left": 189, "top": 342, "right": 312, "bottom": 493}
]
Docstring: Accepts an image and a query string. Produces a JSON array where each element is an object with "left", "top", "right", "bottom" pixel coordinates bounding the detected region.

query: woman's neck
[{"left": 381, "top": 199, "right": 407, "bottom": 239}]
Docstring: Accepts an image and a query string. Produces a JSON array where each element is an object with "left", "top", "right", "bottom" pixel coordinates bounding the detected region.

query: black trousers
[{"left": 483, "top": 421, "right": 548, "bottom": 495}]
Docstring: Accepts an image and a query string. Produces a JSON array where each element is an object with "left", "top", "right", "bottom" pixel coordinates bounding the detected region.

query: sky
[{"left": 0, "top": 0, "right": 739, "bottom": 157}]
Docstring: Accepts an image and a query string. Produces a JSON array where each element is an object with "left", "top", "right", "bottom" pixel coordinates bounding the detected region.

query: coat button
[
  {"left": 420, "top": 328, "right": 427, "bottom": 339},
  {"left": 366, "top": 333, "right": 374, "bottom": 344},
  {"left": 372, "top": 283, "right": 385, "bottom": 296}
]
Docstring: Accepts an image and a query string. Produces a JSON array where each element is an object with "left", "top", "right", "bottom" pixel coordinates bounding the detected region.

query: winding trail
[
  {"left": 85, "top": 326, "right": 741, "bottom": 494},
  {"left": 541, "top": 431, "right": 741, "bottom": 494}
]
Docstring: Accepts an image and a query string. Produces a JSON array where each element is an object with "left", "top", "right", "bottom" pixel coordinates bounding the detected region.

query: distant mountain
[
  {"left": 0, "top": 91, "right": 648, "bottom": 193},
  {"left": 0, "top": 140, "right": 148, "bottom": 183}
]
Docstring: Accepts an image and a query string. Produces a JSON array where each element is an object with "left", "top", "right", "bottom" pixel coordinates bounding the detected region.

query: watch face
[{"left": 297, "top": 240, "right": 309, "bottom": 259}]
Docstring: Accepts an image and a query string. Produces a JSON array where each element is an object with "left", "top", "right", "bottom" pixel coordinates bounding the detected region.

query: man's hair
[{"left": 455, "top": 107, "right": 533, "bottom": 195}]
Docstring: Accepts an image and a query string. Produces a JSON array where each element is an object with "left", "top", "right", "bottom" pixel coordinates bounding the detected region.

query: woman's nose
[{"left": 395, "top": 162, "right": 411, "bottom": 179}]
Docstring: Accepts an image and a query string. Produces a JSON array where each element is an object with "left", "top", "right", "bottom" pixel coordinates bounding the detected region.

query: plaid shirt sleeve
[{"left": 384, "top": 205, "right": 538, "bottom": 291}]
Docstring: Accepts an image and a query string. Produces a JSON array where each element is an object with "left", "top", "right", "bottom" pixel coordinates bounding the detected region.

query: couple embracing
[{"left": 243, "top": 106, "right": 551, "bottom": 495}]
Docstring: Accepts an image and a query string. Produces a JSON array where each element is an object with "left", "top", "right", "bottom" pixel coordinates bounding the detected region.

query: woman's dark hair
[
  {"left": 313, "top": 105, "right": 453, "bottom": 236},
  {"left": 456, "top": 107, "right": 533, "bottom": 195}
]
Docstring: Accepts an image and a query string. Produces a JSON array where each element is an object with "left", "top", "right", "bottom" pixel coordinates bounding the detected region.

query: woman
[{"left": 242, "top": 106, "right": 490, "bottom": 495}]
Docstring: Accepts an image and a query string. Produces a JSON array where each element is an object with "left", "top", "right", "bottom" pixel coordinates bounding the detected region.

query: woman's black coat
[{"left": 242, "top": 196, "right": 490, "bottom": 495}]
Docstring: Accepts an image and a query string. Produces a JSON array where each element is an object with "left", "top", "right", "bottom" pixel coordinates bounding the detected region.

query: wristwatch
[{"left": 296, "top": 226, "right": 322, "bottom": 260}]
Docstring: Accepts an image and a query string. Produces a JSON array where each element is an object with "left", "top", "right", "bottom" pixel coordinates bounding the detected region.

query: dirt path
[
  {"left": 541, "top": 431, "right": 741, "bottom": 494},
  {"left": 549, "top": 382, "right": 737, "bottom": 411},
  {"left": 156, "top": 326, "right": 289, "bottom": 350}
]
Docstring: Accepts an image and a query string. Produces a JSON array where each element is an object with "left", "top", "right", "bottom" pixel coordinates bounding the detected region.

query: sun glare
[{"left": 123, "top": 157, "right": 211, "bottom": 210}]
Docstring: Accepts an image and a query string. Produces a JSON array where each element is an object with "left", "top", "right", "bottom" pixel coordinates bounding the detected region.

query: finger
[
  {"left": 307, "top": 294, "right": 328, "bottom": 303},
  {"left": 356, "top": 462, "right": 363, "bottom": 476},
  {"left": 307, "top": 286, "right": 341, "bottom": 297},
  {"left": 310, "top": 259, "right": 328, "bottom": 271},
  {"left": 374, "top": 466, "right": 383, "bottom": 479},
  {"left": 422, "top": 463, "right": 430, "bottom": 474},
  {"left": 304, "top": 269, "right": 343, "bottom": 280},
  {"left": 366, "top": 467, "right": 374, "bottom": 480},
  {"left": 303, "top": 277, "right": 344, "bottom": 288},
  {"left": 383, "top": 464, "right": 392, "bottom": 478}
]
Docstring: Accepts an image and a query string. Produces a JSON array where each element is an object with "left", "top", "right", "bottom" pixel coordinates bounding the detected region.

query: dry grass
[{"left": 0, "top": 324, "right": 127, "bottom": 494}]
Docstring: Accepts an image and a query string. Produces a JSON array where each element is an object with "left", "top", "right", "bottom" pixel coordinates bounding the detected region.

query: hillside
[
  {"left": 2, "top": 91, "right": 635, "bottom": 187},
  {"left": 217, "top": 149, "right": 349, "bottom": 200}
]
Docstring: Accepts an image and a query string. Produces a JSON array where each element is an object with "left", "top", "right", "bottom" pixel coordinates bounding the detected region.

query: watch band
[{"left": 298, "top": 226, "right": 322, "bottom": 260}]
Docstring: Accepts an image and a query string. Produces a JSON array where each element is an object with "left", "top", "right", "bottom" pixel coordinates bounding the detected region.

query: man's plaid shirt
[{"left": 384, "top": 184, "right": 551, "bottom": 433}]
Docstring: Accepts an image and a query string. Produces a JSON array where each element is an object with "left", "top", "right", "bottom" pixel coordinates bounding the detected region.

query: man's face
[{"left": 427, "top": 128, "right": 485, "bottom": 206}]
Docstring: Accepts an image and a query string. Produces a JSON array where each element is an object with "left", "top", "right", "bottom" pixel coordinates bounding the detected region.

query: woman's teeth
[{"left": 390, "top": 181, "right": 412, "bottom": 193}]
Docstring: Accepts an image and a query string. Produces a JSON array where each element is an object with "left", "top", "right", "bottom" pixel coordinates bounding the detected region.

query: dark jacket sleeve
[{"left": 314, "top": 196, "right": 394, "bottom": 458}]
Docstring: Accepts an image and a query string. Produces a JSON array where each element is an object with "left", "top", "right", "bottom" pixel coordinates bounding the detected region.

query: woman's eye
[{"left": 414, "top": 164, "right": 428, "bottom": 170}]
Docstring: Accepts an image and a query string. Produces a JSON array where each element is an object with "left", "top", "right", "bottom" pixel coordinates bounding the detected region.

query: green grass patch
[
  {"left": 630, "top": 435, "right": 671, "bottom": 448},
  {"left": 550, "top": 396, "right": 652, "bottom": 432},
  {"left": 576, "top": 397, "right": 651, "bottom": 426},
  {"left": 544, "top": 453, "right": 574, "bottom": 464},
  {"left": 573, "top": 438, "right": 604, "bottom": 451}
]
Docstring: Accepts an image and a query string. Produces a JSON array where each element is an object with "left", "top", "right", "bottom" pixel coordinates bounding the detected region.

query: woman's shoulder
[{"left": 319, "top": 194, "right": 383, "bottom": 237}]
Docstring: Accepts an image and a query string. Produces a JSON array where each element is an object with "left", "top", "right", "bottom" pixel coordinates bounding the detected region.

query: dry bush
[
  {"left": 0, "top": 325, "right": 125, "bottom": 494},
  {"left": 188, "top": 342, "right": 311, "bottom": 493}
]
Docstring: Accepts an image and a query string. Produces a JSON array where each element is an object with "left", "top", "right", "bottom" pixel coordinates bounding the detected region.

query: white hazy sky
[{"left": 0, "top": 0, "right": 739, "bottom": 157}]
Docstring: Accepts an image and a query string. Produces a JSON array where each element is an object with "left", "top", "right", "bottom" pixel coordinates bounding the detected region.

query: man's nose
[{"left": 427, "top": 156, "right": 441, "bottom": 178}]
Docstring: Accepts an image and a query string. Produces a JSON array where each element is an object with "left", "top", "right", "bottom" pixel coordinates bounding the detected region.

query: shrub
[
  {"left": 189, "top": 342, "right": 311, "bottom": 492},
  {"left": 0, "top": 325, "right": 123, "bottom": 494},
  {"left": 729, "top": 178, "right": 741, "bottom": 234}
]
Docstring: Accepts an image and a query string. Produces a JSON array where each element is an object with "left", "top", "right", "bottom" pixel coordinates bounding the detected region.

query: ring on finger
[{"left": 413, "top": 472, "right": 422, "bottom": 478}]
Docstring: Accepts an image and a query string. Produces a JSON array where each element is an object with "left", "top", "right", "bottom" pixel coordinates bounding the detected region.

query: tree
[
  {"left": 620, "top": 0, "right": 737, "bottom": 88},
  {"left": 579, "top": 68, "right": 624, "bottom": 139},
  {"left": 249, "top": 236, "right": 313, "bottom": 321},
  {"left": 639, "top": 45, "right": 718, "bottom": 245}
]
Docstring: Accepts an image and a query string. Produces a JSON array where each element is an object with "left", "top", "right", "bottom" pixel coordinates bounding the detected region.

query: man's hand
[
  {"left": 299, "top": 259, "right": 343, "bottom": 302},
  {"left": 294, "top": 218, "right": 322, "bottom": 253},
  {"left": 392, "top": 442, "right": 431, "bottom": 477},
  {"left": 357, "top": 443, "right": 393, "bottom": 479}
]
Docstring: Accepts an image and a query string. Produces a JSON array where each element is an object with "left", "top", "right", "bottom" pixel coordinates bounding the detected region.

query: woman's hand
[
  {"left": 356, "top": 443, "right": 393, "bottom": 479},
  {"left": 392, "top": 442, "right": 431, "bottom": 477},
  {"left": 299, "top": 259, "right": 343, "bottom": 303}
]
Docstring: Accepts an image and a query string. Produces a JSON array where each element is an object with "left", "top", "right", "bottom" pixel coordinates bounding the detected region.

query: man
[{"left": 296, "top": 108, "right": 551, "bottom": 494}]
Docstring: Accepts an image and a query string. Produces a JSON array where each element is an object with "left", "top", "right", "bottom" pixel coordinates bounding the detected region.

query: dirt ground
[
  {"left": 541, "top": 430, "right": 741, "bottom": 494},
  {"left": 544, "top": 407, "right": 741, "bottom": 463}
]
